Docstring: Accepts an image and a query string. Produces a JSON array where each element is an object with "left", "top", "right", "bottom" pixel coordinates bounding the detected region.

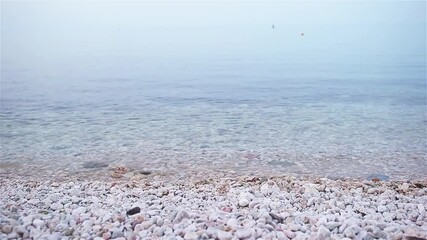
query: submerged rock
[
  {"left": 139, "top": 170, "right": 152, "bottom": 175},
  {"left": 366, "top": 174, "right": 389, "bottom": 181},
  {"left": 82, "top": 162, "right": 109, "bottom": 169},
  {"left": 268, "top": 160, "right": 295, "bottom": 167}
]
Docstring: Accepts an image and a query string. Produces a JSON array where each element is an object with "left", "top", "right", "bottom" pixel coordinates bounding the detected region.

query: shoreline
[{"left": 1, "top": 174, "right": 426, "bottom": 239}]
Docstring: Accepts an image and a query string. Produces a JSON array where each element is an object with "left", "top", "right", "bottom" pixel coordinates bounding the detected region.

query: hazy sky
[
  {"left": 1, "top": 1, "right": 426, "bottom": 71},
  {"left": 2, "top": 1, "right": 426, "bottom": 30}
]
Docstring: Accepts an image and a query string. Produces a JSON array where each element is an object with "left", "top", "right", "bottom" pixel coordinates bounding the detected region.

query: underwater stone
[
  {"left": 82, "top": 162, "right": 109, "bottom": 169},
  {"left": 366, "top": 174, "right": 389, "bottom": 181},
  {"left": 139, "top": 170, "right": 152, "bottom": 175},
  {"left": 268, "top": 160, "right": 295, "bottom": 167}
]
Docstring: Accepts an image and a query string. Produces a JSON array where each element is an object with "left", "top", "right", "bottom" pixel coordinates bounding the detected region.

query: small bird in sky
[
  {"left": 272, "top": 24, "right": 275, "bottom": 29},
  {"left": 301, "top": 32, "right": 304, "bottom": 36}
]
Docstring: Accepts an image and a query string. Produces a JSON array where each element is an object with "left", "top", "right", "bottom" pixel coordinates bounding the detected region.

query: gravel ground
[{"left": 1, "top": 173, "right": 426, "bottom": 240}]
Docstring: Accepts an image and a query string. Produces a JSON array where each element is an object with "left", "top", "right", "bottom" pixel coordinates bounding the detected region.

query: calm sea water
[{"left": 1, "top": 3, "right": 426, "bottom": 179}]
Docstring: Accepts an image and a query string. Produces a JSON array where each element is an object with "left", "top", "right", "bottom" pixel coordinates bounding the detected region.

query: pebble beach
[
  {"left": 2, "top": 1, "right": 427, "bottom": 240},
  {"left": 1, "top": 170, "right": 426, "bottom": 240}
]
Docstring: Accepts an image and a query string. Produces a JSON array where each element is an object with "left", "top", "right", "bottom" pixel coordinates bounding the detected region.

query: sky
[
  {"left": 1, "top": 1, "right": 426, "bottom": 72},
  {"left": 2, "top": 1, "right": 426, "bottom": 31}
]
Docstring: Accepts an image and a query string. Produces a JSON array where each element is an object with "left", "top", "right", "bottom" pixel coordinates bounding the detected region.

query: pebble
[
  {"left": 27, "top": 199, "right": 40, "bottom": 205},
  {"left": 184, "top": 231, "right": 198, "bottom": 240},
  {"left": 71, "top": 207, "right": 86, "bottom": 216},
  {"left": 14, "top": 226, "right": 28, "bottom": 237},
  {"left": 102, "top": 232, "right": 111, "bottom": 239},
  {"left": 417, "top": 204, "right": 425, "bottom": 216},
  {"left": 156, "top": 217, "right": 164, "bottom": 227},
  {"left": 140, "top": 170, "right": 152, "bottom": 175},
  {"left": 276, "top": 231, "right": 286, "bottom": 240},
  {"left": 111, "top": 228, "right": 124, "bottom": 238},
  {"left": 317, "top": 226, "right": 331, "bottom": 240},
  {"left": 50, "top": 203, "right": 62, "bottom": 211},
  {"left": 82, "top": 162, "right": 108, "bottom": 169},
  {"left": 284, "top": 230, "right": 296, "bottom": 239},
  {"left": 1, "top": 225, "right": 12, "bottom": 234},
  {"left": 140, "top": 220, "right": 153, "bottom": 230},
  {"left": 63, "top": 228, "right": 74, "bottom": 236},
  {"left": 33, "top": 219, "right": 44, "bottom": 228},
  {"left": 0, "top": 176, "right": 425, "bottom": 240},
  {"left": 378, "top": 205, "right": 387, "bottom": 213},
  {"left": 343, "top": 227, "right": 357, "bottom": 238},
  {"left": 239, "top": 198, "right": 250, "bottom": 207},
  {"left": 260, "top": 182, "right": 278, "bottom": 196},
  {"left": 303, "top": 184, "right": 319, "bottom": 197},
  {"left": 217, "top": 230, "right": 233, "bottom": 240},
  {"left": 126, "top": 207, "right": 141, "bottom": 216},
  {"left": 226, "top": 218, "right": 239, "bottom": 230},
  {"left": 7, "top": 232, "right": 18, "bottom": 239},
  {"left": 325, "top": 222, "right": 341, "bottom": 231},
  {"left": 289, "top": 223, "right": 299, "bottom": 231},
  {"left": 173, "top": 209, "right": 189, "bottom": 223},
  {"left": 236, "top": 229, "right": 252, "bottom": 239},
  {"left": 153, "top": 227, "right": 164, "bottom": 237},
  {"left": 138, "top": 230, "right": 148, "bottom": 238}
]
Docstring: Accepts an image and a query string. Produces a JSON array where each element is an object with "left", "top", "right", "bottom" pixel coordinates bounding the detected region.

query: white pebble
[
  {"left": 102, "top": 213, "right": 112, "bottom": 223},
  {"left": 153, "top": 227, "right": 165, "bottom": 237},
  {"left": 14, "top": 226, "right": 28, "bottom": 237},
  {"left": 378, "top": 205, "right": 387, "bottom": 213},
  {"left": 71, "top": 207, "right": 86, "bottom": 216},
  {"left": 367, "top": 188, "right": 377, "bottom": 194},
  {"left": 239, "top": 198, "right": 250, "bottom": 207},
  {"left": 417, "top": 204, "right": 426, "bottom": 216},
  {"left": 141, "top": 221, "right": 153, "bottom": 230},
  {"left": 217, "top": 230, "right": 233, "bottom": 240},
  {"left": 317, "top": 226, "right": 331, "bottom": 240},
  {"left": 184, "top": 231, "right": 198, "bottom": 240},
  {"left": 111, "top": 228, "right": 124, "bottom": 239},
  {"left": 236, "top": 229, "right": 252, "bottom": 239},
  {"left": 50, "top": 203, "right": 63, "bottom": 211},
  {"left": 7, "top": 232, "right": 18, "bottom": 239},
  {"left": 173, "top": 209, "right": 189, "bottom": 223},
  {"left": 343, "top": 227, "right": 356, "bottom": 238},
  {"left": 138, "top": 230, "right": 148, "bottom": 238},
  {"left": 284, "top": 230, "right": 296, "bottom": 239},
  {"left": 156, "top": 217, "right": 164, "bottom": 227},
  {"left": 102, "top": 232, "right": 112, "bottom": 239},
  {"left": 325, "top": 222, "right": 341, "bottom": 231},
  {"left": 226, "top": 218, "right": 239, "bottom": 230},
  {"left": 276, "top": 231, "right": 286, "bottom": 240},
  {"left": 32, "top": 219, "right": 44, "bottom": 228},
  {"left": 27, "top": 199, "right": 40, "bottom": 205}
]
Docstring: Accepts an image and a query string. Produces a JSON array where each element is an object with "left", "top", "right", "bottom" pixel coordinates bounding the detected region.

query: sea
[{"left": 1, "top": 2, "right": 426, "bottom": 180}]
